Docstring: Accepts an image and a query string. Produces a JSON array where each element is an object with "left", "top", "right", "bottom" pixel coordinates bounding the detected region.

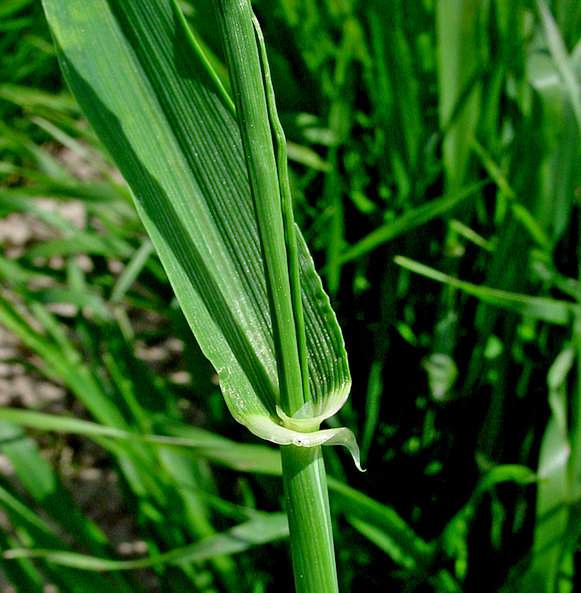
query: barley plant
[
  {"left": 0, "top": 0, "right": 579, "bottom": 592},
  {"left": 41, "top": 0, "right": 362, "bottom": 590}
]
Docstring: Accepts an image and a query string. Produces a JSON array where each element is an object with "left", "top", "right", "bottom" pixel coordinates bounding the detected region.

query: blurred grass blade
[
  {"left": 168, "top": 421, "right": 435, "bottom": 571},
  {"left": 537, "top": 0, "right": 581, "bottom": 128},
  {"left": 0, "top": 408, "right": 206, "bottom": 447},
  {"left": 0, "top": 407, "right": 354, "bottom": 470},
  {"left": 522, "top": 347, "right": 576, "bottom": 591},
  {"left": 0, "top": 530, "right": 45, "bottom": 593},
  {"left": 436, "top": 0, "right": 482, "bottom": 190},
  {"left": 0, "top": 423, "right": 136, "bottom": 592},
  {"left": 395, "top": 256, "right": 576, "bottom": 325},
  {"left": 110, "top": 239, "right": 154, "bottom": 303},
  {"left": 441, "top": 463, "right": 537, "bottom": 586},
  {"left": 5, "top": 514, "right": 289, "bottom": 571},
  {"left": 329, "top": 478, "right": 434, "bottom": 572},
  {"left": 339, "top": 182, "right": 483, "bottom": 263},
  {"left": 348, "top": 517, "right": 418, "bottom": 571},
  {"left": 0, "top": 83, "right": 76, "bottom": 114},
  {"left": 0, "top": 484, "right": 132, "bottom": 593},
  {"left": 0, "top": 422, "right": 107, "bottom": 551},
  {"left": 470, "top": 139, "right": 551, "bottom": 247},
  {"left": 360, "top": 360, "right": 383, "bottom": 465},
  {"left": 450, "top": 219, "right": 494, "bottom": 251},
  {"left": 41, "top": 0, "right": 354, "bottom": 456},
  {"left": 0, "top": 407, "right": 430, "bottom": 570}
]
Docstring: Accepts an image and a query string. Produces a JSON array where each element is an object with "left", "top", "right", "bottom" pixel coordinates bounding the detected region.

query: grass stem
[
  {"left": 214, "top": 0, "right": 305, "bottom": 416},
  {"left": 214, "top": 2, "right": 340, "bottom": 590},
  {"left": 281, "top": 446, "right": 338, "bottom": 593}
]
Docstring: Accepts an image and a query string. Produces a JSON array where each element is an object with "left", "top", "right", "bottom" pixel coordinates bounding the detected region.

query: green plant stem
[
  {"left": 213, "top": 2, "right": 340, "bottom": 590},
  {"left": 281, "top": 446, "right": 338, "bottom": 593},
  {"left": 214, "top": 0, "right": 304, "bottom": 416}
]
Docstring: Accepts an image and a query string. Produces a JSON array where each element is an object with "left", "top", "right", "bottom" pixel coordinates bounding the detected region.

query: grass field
[{"left": 0, "top": 0, "right": 580, "bottom": 592}]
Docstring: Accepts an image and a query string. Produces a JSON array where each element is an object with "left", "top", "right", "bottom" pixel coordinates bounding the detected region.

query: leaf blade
[{"left": 42, "top": 0, "right": 351, "bottom": 444}]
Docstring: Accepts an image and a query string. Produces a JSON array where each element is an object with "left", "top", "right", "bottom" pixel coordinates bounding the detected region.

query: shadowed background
[{"left": 0, "top": 1, "right": 579, "bottom": 592}]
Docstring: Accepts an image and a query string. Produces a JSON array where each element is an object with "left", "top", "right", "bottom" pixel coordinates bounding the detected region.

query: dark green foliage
[{"left": 0, "top": 1, "right": 579, "bottom": 592}]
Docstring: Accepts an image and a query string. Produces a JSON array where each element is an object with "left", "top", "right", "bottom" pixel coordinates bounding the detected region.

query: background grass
[{"left": 0, "top": 0, "right": 580, "bottom": 592}]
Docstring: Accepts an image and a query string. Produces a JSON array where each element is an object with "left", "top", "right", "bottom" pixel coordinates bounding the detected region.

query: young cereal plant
[{"left": 41, "top": 0, "right": 362, "bottom": 591}]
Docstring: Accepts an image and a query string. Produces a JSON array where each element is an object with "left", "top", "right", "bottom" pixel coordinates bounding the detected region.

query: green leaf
[
  {"left": 537, "top": 0, "right": 581, "bottom": 129},
  {"left": 42, "top": 0, "right": 354, "bottom": 457},
  {"left": 0, "top": 482, "right": 133, "bottom": 593},
  {"left": 339, "top": 182, "right": 483, "bottom": 264},
  {"left": 0, "top": 407, "right": 431, "bottom": 568},
  {"left": 0, "top": 422, "right": 136, "bottom": 592},
  {"left": 328, "top": 479, "right": 435, "bottom": 572},
  {"left": 440, "top": 463, "right": 537, "bottom": 585},
  {"left": 110, "top": 239, "right": 154, "bottom": 303},
  {"left": 4, "top": 513, "right": 289, "bottom": 571},
  {"left": 347, "top": 517, "right": 423, "bottom": 572},
  {"left": 395, "top": 256, "right": 576, "bottom": 326},
  {"left": 470, "top": 139, "right": 551, "bottom": 248},
  {"left": 521, "top": 347, "right": 576, "bottom": 592},
  {"left": 0, "top": 407, "right": 347, "bottom": 468},
  {"left": 436, "top": 0, "right": 482, "bottom": 191}
]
